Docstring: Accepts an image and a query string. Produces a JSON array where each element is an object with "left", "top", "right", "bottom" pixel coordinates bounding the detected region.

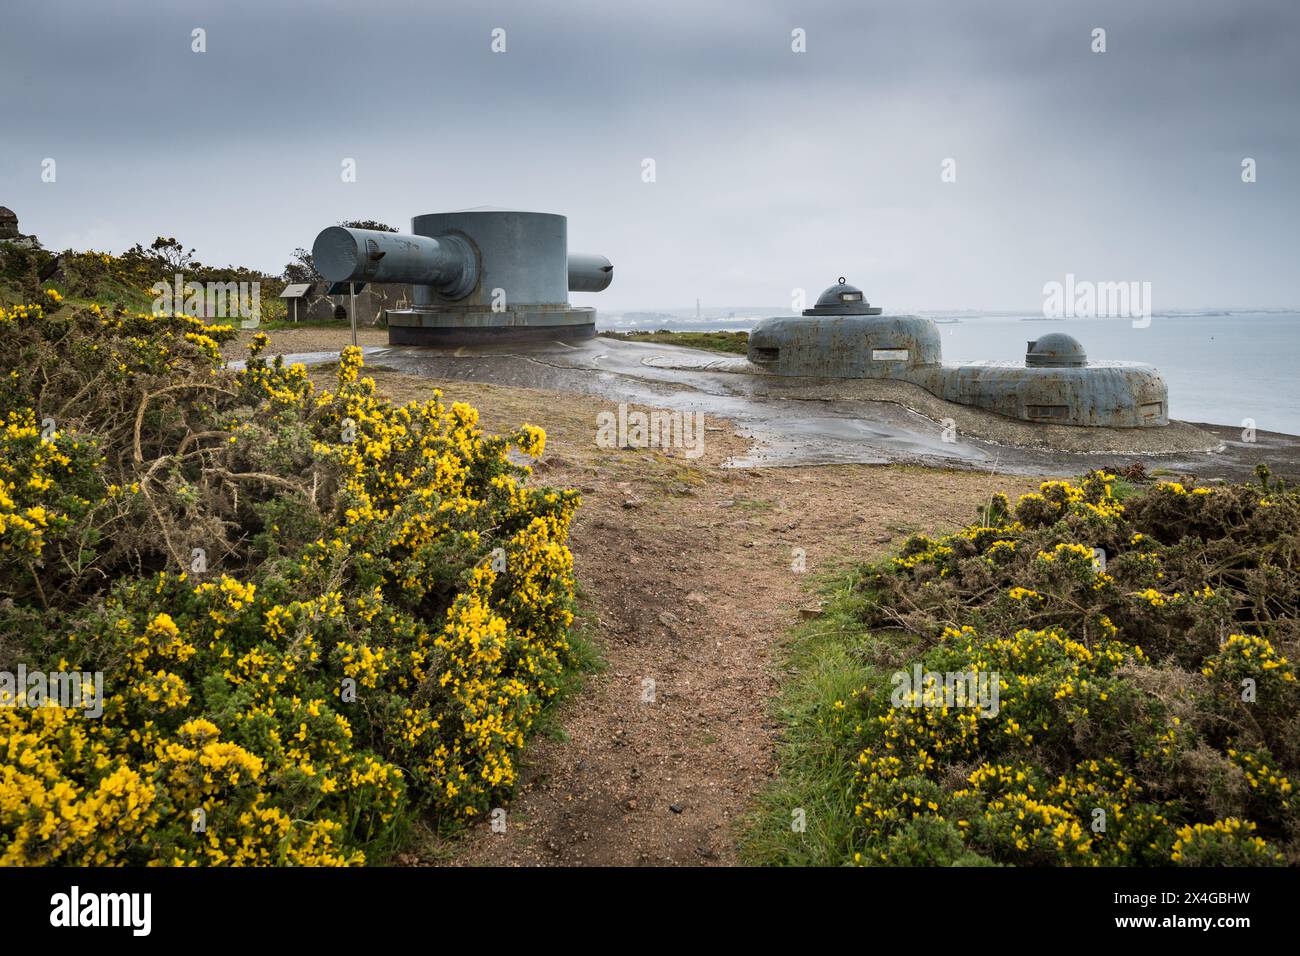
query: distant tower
[{"left": 696, "top": 297, "right": 701, "bottom": 320}]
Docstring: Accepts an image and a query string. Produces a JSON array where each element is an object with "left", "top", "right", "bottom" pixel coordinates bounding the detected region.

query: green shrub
[
  {"left": 843, "top": 471, "right": 1298, "bottom": 866},
  {"left": 0, "top": 301, "right": 579, "bottom": 865}
]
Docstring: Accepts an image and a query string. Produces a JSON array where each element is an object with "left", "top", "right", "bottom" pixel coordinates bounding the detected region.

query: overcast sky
[{"left": 2, "top": 0, "right": 1296, "bottom": 311}]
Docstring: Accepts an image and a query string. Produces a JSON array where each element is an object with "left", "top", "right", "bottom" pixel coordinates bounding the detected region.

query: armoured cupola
[{"left": 803, "top": 278, "right": 883, "bottom": 315}]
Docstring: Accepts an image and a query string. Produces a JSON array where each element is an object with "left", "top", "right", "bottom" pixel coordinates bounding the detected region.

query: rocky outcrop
[{"left": 0, "top": 206, "right": 40, "bottom": 249}]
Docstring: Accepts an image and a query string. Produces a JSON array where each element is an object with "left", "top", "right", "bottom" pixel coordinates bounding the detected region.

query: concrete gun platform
[{"left": 264, "top": 335, "right": 1299, "bottom": 481}]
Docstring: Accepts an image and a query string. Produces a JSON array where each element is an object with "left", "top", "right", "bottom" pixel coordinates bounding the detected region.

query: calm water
[{"left": 600, "top": 311, "right": 1300, "bottom": 435}]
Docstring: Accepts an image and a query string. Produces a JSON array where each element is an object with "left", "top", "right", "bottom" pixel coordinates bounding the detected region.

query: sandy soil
[{"left": 338, "top": 365, "right": 1043, "bottom": 866}]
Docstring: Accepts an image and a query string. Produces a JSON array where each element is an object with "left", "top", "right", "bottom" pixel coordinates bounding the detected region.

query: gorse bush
[
  {"left": 0, "top": 238, "right": 283, "bottom": 310},
  {"left": 843, "top": 470, "right": 1299, "bottom": 866},
  {"left": 0, "top": 301, "right": 578, "bottom": 865}
]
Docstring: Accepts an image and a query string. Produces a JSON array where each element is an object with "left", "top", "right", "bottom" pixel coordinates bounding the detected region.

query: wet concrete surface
[{"left": 267, "top": 338, "right": 1300, "bottom": 481}]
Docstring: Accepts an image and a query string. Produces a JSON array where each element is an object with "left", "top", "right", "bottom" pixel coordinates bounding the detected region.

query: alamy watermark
[
  {"left": 1, "top": 665, "right": 104, "bottom": 718},
  {"left": 1042, "top": 273, "right": 1152, "bottom": 327},
  {"left": 50, "top": 886, "right": 150, "bottom": 936},
  {"left": 151, "top": 273, "right": 261, "bottom": 327},
  {"left": 891, "top": 664, "right": 1000, "bottom": 718},
  {"left": 596, "top": 402, "right": 705, "bottom": 459}
]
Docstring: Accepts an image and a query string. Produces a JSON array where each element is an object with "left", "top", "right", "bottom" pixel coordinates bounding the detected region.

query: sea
[{"left": 597, "top": 310, "right": 1300, "bottom": 436}]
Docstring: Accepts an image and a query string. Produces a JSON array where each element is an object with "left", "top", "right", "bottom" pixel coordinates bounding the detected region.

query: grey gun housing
[{"left": 310, "top": 209, "right": 612, "bottom": 344}]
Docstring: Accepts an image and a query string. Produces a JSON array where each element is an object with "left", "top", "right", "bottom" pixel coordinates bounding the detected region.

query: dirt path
[{"left": 356, "top": 367, "right": 1044, "bottom": 866}]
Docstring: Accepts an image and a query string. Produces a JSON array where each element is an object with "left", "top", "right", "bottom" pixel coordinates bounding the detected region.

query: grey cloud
[{"left": 1, "top": 0, "right": 1295, "bottom": 310}]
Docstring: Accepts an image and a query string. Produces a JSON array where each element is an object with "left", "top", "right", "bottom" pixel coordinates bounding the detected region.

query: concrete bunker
[{"left": 748, "top": 280, "right": 1168, "bottom": 428}]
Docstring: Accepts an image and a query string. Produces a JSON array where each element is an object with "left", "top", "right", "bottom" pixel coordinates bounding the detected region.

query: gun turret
[{"left": 310, "top": 208, "right": 612, "bottom": 344}]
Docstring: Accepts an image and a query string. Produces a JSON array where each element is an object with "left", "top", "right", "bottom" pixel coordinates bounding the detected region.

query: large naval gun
[
  {"left": 311, "top": 208, "right": 612, "bottom": 345},
  {"left": 748, "top": 280, "right": 1168, "bottom": 428}
]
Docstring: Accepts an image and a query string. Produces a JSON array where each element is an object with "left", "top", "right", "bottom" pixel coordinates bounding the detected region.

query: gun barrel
[
  {"left": 312, "top": 226, "right": 478, "bottom": 299},
  {"left": 567, "top": 253, "right": 613, "bottom": 293}
]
